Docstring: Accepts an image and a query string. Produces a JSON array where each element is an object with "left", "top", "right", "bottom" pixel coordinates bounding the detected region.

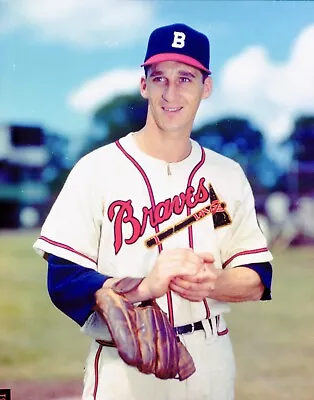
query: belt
[
  {"left": 97, "top": 318, "right": 220, "bottom": 348},
  {"left": 174, "top": 319, "right": 214, "bottom": 336}
]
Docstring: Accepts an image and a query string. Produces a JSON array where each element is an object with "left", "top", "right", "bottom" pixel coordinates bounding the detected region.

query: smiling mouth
[{"left": 162, "top": 106, "right": 183, "bottom": 112}]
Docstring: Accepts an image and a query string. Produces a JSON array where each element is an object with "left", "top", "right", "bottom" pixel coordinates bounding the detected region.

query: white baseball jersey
[{"left": 33, "top": 132, "right": 272, "bottom": 340}]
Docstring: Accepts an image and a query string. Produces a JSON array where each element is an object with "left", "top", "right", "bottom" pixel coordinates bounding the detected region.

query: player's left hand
[{"left": 169, "top": 252, "right": 222, "bottom": 302}]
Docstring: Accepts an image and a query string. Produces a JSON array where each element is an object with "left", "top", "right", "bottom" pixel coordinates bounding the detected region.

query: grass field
[{"left": 0, "top": 230, "right": 314, "bottom": 399}]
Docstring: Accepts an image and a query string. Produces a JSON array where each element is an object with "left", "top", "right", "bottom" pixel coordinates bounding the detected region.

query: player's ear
[
  {"left": 140, "top": 76, "right": 148, "bottom": 99},
  {"left": 202, "top": 76, "right": 213, "bottom": 99}
]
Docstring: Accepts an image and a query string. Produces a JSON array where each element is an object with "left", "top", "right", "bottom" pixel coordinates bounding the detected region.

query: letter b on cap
[{"left": 172, "top": 31, "right": 186, "bottom": 48}]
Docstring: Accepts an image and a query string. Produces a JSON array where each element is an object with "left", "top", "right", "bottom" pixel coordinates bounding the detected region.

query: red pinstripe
[
  {"left": 186, "top": 146, "right": 206, "bottom": 249},
  {"left": 185, "top": 147, "right": 211, "bottom": 319},
  {"left": 222, "top": 247, "right": 269, "bottom": 269},
  {"left": 39, "top": 235, "right": 96, "bottom": 264},
  {"left": 216, "top": 315, "right": 229, "bottom": 336},
  {"left": 115, "top": 141, "right": 176, "bottom": 325},
  {"left": 93, "top": 344, "right": 103, "bottom": 399},
  {"left": 217, "top": 328, "right": 229, "bottom": 336},
  {"left": 115, "top": 141, "right": 162, "bottom": 254},
  {"left": 116, "top": 141, "right": 211, "bottom": 326}
]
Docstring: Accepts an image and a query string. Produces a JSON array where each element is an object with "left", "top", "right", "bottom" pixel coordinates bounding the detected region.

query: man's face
[{"left": 140, "top": 61, "right": 212, "bottom": 134}]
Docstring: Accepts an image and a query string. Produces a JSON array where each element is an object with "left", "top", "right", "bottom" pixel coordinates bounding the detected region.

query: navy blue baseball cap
[{"left": 141, "top": 23, "right": 211, "bottom": 74}]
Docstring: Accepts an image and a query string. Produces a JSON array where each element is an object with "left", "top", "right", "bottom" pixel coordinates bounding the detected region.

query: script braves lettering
[
  {"left": 108, "top": 178, "right": 208, "bottom": 254},
  {"left": 108, "top": 178, "right": 230, "bottom": 254}
]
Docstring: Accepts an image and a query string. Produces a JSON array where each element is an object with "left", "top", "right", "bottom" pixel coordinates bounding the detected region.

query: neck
[{"left": 134, "top": 127, "right": 192, "bottom": 163}]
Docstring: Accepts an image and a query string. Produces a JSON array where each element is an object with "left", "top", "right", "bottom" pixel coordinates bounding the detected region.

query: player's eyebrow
[
  {"left": 149, "top": 70, "right": 163, "bottom": 77},
  {"left": 178, "top": 71, "right": 196, "bottom": 79},
  {"left": 149, "top": 70, "right": 197, "bottom": 78}
]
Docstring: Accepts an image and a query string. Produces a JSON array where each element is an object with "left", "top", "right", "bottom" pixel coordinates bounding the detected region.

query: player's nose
[{"left": 161, "top": 81, "right": 178, "bottom": 103}]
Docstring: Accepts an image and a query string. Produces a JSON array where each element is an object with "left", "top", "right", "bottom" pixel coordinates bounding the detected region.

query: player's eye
[
  {"left": 179, "top": 77, "right": 191, "bottom": 83},
  {"left": 152, "top": 76, "right": 166, "bottom": 82}
]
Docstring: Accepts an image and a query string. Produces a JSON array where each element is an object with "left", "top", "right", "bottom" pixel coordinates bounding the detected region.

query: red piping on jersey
[
  {"left": 216, "top": 315, "right": 229, "bottom": 336},
  {"left": 186, "top": 146, "right": 206, "bottom": 250},
  {"left": 217, "top": 328, "right": 229, "bottom": 336},
  {"left": 93, "top": 344, "right": 103, "bottom": 399},
  {"left": 222, "top": 247, "right": 269, "bottom": 269},
  {"left": 115, "top": 141, "right": 162, "bottom": 251},
  {"left": 39, "top": 235, "right": 96, "bottom": 264},
  {"left": 185, "top": 147, "right": 211, "bottom": 319},
  {"left": 115, "top": 140, "right": 175, "bottom": 326}
]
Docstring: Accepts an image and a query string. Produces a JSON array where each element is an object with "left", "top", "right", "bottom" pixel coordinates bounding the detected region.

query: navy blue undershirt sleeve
[
  {"left": 47, "top": 254, "right": 112, "bottom": 326},
  {"left": 47, "top": 254, "right": 272, "bottom": 327},
  {"left": 240, "top": 261, "right": 273, "bottom": 300}
]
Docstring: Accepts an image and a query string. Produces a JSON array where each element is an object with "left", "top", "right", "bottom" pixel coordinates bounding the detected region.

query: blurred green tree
[
  {"left": 80, "top": 93, "right": 147, "bottom": 157},
  {"left": 278, "top": 116, "right": 314, "bottom": 198},
  {"left": 192, "top": 117, "right": 281, "bottom": 209},
  {"left": 286, "top": 116, "right": 314, "bottom": 162}
]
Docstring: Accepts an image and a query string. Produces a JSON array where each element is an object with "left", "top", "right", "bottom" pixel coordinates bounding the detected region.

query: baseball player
[{"left": 33, "top": 23, "right": 273, "bottom": 400}]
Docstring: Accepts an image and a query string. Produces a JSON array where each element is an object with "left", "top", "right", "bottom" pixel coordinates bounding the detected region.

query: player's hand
[
  {"left": 169, "top": 252, "right": 222, "bottom": 302},
  {"left": 141, "top": 248, "right": 205, "bottom": 300}
]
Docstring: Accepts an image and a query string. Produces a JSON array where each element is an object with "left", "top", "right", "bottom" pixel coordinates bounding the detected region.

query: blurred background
[{"left": 0, "top": 1, "right": 313, "bottom": 399}]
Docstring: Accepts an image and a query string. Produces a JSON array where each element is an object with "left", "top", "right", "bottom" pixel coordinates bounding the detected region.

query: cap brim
[{"left": 141, "top": 53, "right": 211, "bottom": 74}]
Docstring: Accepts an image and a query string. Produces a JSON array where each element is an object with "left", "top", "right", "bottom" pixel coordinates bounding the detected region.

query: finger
[
  {"left": 184, "top": 249, "right": 203, "bottom": 263},
  {"left": 171, "top": 259, "right": 204, "bottom": 277},
  {"left": 166, "top": 248, "right": 204, "bottom": 265},
  {"left": 162, "top": 248, "right": 207, "bottom": 269},
  {"left": 170, "top": 278, "right": 208, "bottom": 292},
  {"left": 171, "top": 275, "right": 216, "bottom": 293},
  {"left": 159, "top": 249, "right": 201, "bottom": 268},
  {"left": 180, "top": 294, "right": 205, "bottom": 302},
  {"left": 171, "top": 274, "right": 210, "bottom": 290},
  {"left": 170, "top": 280, "right": 195, "bottom": 293},
  {"left": 198, "top": 252, "right": 215, "bottom": 264},
  {"left": 175, "top": 266, "right": 218, "bottom": 282},
  {"left": 169, "top": 282, "right": 206, "bottom": 302},
  {"left": 171, "top": 278, "right": 194, "bottom": 291},
  {"left": 173, "top": 274, "right": 205, "bottom": 284}
]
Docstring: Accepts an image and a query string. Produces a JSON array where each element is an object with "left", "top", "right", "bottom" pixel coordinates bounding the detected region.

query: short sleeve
[
  {"left": 220, "top": 165, "right": 273, "bottom": 269},
  {"left": 33, "top": 156, "right": 103, "bottom": 270}
]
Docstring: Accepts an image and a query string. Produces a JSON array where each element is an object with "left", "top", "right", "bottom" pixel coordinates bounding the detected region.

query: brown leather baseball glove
[{"left": 96, "top": 277, "right": 196, "bottom": 381}]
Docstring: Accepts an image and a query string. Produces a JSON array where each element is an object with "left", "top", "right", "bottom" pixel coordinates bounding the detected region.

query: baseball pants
[{"left": 83, "top": 316, "right": 236, "bottom": 400}]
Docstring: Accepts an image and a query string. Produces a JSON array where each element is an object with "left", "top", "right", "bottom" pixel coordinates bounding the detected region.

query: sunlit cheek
[
  {"left": 148, "top": 87, "right": 166, "bottom": 101},
  {"left": 184, "top": 90, "right": 202, "bottom": 106}
]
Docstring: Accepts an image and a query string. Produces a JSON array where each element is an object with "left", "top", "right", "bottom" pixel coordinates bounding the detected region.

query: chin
[
  {"left": 160, "top": 124, "right": 186, "bottom": 134},
  {"left": 158, "top": 119, "right": 190, "bottom": 133}
]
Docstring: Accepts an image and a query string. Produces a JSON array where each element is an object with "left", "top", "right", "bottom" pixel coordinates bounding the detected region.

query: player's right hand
[{"left": 141, "top": 248, "right": 205, "bottom": 299}]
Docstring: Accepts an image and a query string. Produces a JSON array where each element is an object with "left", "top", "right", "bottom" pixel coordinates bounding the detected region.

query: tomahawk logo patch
[{"left": 145, "top": 183, "right": 232, "bottom": 248}]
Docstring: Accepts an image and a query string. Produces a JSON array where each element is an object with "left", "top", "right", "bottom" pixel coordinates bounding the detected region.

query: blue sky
[{"left": 1, "top": 0, "right": 314, "bottom": 144}]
